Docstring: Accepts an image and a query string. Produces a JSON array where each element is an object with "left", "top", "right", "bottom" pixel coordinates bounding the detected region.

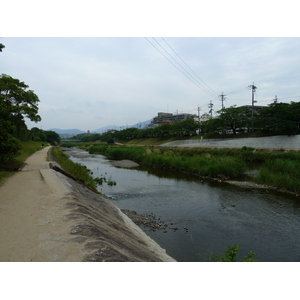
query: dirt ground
[{"left": 0, "top": 146, "right": 175, "bottom": 262}]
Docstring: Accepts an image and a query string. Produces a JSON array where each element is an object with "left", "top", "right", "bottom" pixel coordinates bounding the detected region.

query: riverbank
[
  {"left": 0, "top": 146, "right": 175, "bottom": 262},
  {"left": 87, "top": 144, "right": 300, "bottom": 195}
]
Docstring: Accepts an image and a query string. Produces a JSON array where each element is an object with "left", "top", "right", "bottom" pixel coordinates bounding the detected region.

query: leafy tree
[
  {"left": 44, "top": 130, "right": 60, "bottom": 145},
  {"left": 0, "top": 43, "right": 4, "bottom": 52},
  {"left": 202, "top": 117, "right": 223, "bottom": 135},
  {"left": 0, "top": 74, "right": 41, "bottom": 125},
  {"left": 0, "top": 74, "right": 41, "bottom": 161},
  {"left": 258, "top": 102, "right": 300, "bottom": 134},
  {"left": 30, "top": 127, "right": 46, "bottom": 141},
  {"left": 218, "top": 106, "right": 252, "bottom": 134}
]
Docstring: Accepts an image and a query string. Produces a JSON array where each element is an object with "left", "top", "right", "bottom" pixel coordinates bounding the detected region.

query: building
[
  {"left": 150, "top": 112, "right": 198, "bottom": 127},
  {"left": 76, "top": 130, "right": 91, "bottom": 137},
  {"left": 196, "top": 113, "right": 211, "bottom": 123}
]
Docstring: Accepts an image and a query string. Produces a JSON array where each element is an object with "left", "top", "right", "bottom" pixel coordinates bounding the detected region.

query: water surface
[{"left": 67, "top": 148, "right": 300, "bottom": 262}]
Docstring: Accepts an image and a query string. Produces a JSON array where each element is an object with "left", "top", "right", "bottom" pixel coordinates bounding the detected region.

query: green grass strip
[{"left": 51, "top": 146, "right": 97, "bottom": 191}]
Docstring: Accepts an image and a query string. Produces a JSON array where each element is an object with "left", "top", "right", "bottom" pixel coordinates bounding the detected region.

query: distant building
[
  {"left": 150, "top": 112, "right": 198, "bottom": 127},
  {"left": 76, "top": 130, "right": 91, "bottom": 137},
  {"left": 197, "top": 113, "right": 211, "bottom": 123},
  {"left": 101, "top": 129, "right": 118, "bottom": 135}
]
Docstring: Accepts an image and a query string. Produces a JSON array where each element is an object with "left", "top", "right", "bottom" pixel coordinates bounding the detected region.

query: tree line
[
  {"left": 79, "top": 118, "right": 200, "bottom": 143},
  {"left": 204, "top": 102, "right": 300, "bottom": 135},
  {"left": 79, "top": 101, "right": 300, "bottom": 143}
]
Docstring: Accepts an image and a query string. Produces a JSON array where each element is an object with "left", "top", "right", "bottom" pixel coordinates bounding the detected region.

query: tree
[
  {"left": 202, "top": 117, "right": 223, "bottom": 135},
  {"left": 218, "top": 106, "right": 252, "bottom": 134},
  {"left": 44, "top": 130, "right": 60, "bottom": 145},
  {"left": 0, "top": 74, "right": 41, "bottom": 126},
  {"left": 258, "top": 102, "right": 300, "bottom": 134},
  {"left": 0, "top": 74, "right": 42, "bottom": 161}
]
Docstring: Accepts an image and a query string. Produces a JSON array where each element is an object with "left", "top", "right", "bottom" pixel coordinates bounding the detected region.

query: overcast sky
[
  {"left": 1, "top": 0, "right": 300, "bottom": 132},
  {"left": 2, "top": 36, "right": 300, "bottom": 132}
]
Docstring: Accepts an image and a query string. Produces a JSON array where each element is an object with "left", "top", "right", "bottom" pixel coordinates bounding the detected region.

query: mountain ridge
[{"left": 49, "top": 119, "right": 152, "bottom": 137}]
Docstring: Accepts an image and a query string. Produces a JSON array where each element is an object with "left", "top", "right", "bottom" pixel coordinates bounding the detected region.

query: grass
[
  {"left": 88, "top": 145, "right": 248, "bottom": 179},
  {"left": 255, "top": 159, "right": 300, "bottom": 193},
  {"left": 50, "top": 146, "right": 97, "bottom": 191},
  {"left": 15, "top": 140, "right": 45, "bottom": 163},
  {"left": 88, "top": 144, "right": 300, "bottom": 194},
  {"left": 0, "top": 140, "right": 44, "bottom": 184}
]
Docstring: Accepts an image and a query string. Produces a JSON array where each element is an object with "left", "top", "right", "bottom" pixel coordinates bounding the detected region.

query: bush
[
  {"left": 212, "top": 244, "right": 258, "bottom": 262},
  {"left": 0, "top": 131, "right": 22, "bottom": 161}
]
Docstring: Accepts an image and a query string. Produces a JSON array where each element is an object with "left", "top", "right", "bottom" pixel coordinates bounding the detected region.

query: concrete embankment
[
  {"left": 162, "top": 135, "right": 300, "bottom": 150},
  {"left": 0, "top": 146, "right": 175, "bottom": 262}
]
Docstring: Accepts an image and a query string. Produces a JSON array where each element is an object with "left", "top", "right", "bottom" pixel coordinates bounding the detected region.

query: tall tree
[{"left": 0, "top": 74, "right": 42, "bottom": 161}]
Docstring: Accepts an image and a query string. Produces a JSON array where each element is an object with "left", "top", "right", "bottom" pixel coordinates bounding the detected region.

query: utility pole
[
  {"left": 208, "top": 100, "right": 213, "bottom": 118},
  {"left": 248, "top": 82, "right": 257, "bottom": 132},
  {"left": 219, "top": 92, "right": 226, "bottom": 110},
  {"left": 273, "top": 95, "right": 278, "bottom": 103}
]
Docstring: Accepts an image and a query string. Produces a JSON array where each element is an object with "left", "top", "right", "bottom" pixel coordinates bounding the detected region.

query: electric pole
[
  {"left": 219, "top": 92, "right": 226, "bottom": 110},
  {"left": 248, "top": 82, "right": 257, "bottom": 132},
  {"left": 273, "top": 95, "right": 278, "bottom": 103},
  {"left": 198, "top": 105, "right": 201, "bottom": 124},
  {"left": 208, "top": 100, "right": 213, "bottom": 118}
]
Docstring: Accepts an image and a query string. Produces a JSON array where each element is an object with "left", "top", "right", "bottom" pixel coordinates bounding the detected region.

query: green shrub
[{"left": 212, "top": 244, "right": 258, "bottom": 262}]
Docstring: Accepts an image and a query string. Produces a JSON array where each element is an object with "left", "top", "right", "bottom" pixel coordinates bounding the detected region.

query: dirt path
[
  {"left": 0, "top": 147, "right": 175, "bottom": 262},
  {"left": 0, "top": 147, "right": 85, "bottom": 261}
]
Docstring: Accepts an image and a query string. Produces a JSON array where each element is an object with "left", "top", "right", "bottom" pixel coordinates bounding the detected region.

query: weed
[{"left": 212, "top": 244, "right": 258, "bottom": 262}]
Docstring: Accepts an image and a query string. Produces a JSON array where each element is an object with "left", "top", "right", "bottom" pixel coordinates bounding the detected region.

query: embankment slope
[{"left": 0, "top": 146, "right": 175, "bottom": 262}]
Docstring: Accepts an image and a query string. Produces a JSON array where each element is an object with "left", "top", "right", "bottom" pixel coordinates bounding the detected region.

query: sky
[
  {"left": 1, "top": 2, "right": 300, "bottom": 133},
  {"left": 2, "top": 36, "right": 300, "bottom": 132}
]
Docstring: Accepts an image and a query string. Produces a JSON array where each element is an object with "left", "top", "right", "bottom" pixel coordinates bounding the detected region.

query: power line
[
  {"left": 145, "top": 37, "right": 218, "bottom": 98},
  {"left": 152, "top": 37, "right": 217, "bottom": 98},
  {"left": 160, "top": 37, "right": 218, "bottom": 97}
]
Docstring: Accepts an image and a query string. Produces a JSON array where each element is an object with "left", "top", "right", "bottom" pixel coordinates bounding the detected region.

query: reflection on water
[{"left": 67, "top": 148, "right": 300, "bottom": 262}]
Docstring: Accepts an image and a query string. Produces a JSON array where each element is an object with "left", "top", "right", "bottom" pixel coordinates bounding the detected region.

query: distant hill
[
  {"left": 92, "top": 125, "right": 118, "bottom": 133},
  {"left": 49, "top": 119, "right": 153, "bottom": 138},
  {"left": 48, "top": 128, "right": 86, "bottom": 138},
  {"left": 92, "top": 120, "right": 152, "bottom": 133}
]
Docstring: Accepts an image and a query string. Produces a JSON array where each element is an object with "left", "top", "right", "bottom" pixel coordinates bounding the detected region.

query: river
[{"left": 66, "top": 147, "right": 300, "bottom": 262}]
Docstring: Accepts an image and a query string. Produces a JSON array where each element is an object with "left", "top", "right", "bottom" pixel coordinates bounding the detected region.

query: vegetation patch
[
  {"left": 0, "top": 141, "right": 44, "bottom": 184},
  {"left": 51, "top": 146, "right": 97, "bottom": 191},
  {"left": 86, "top": 144, "right": 300, "bottom": 193},
  {"left": 255, "top": 159, "right": 300, "bottom": 193},
  {"left": 88, "top": 144, "right": 248, "bottom": 180}
]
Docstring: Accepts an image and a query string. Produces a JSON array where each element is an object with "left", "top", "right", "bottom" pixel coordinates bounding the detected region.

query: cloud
[{"left": 1, "top": 37, "right": 300, "bottom": 131}]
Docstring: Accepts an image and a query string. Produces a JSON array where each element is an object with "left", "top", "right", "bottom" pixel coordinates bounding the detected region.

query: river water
[{"left": 66, "top": 148, "right": 300, "bottom": 262}]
